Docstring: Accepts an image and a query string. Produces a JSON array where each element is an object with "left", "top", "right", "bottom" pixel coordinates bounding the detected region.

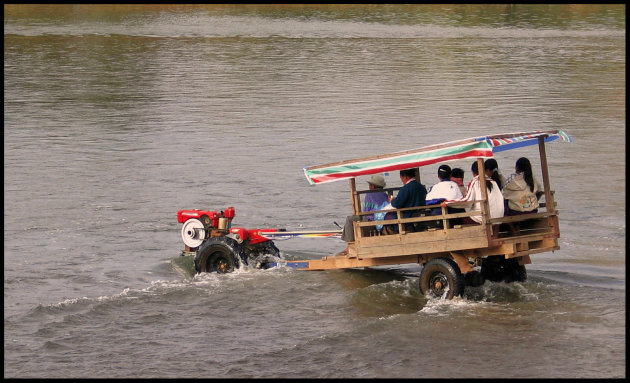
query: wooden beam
[
  {"left": 298, "top": 254, "right": 422, "bottom": 270},
  {"left": 350, "top": 178, "right": 359, "bottom": 215},
  {"left": 476, "top": 158, "right": 489, "bottom": 223},
  {"left": 450, "top": 251, "right": 474, "bottom": 273},
  {"left": 538, "top": 136, "right": 555, "bottom": 213}
]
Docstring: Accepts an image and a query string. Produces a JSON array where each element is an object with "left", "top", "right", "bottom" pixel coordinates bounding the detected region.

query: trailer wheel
[
  {"left": 464, "top": 270, "right": 485, "bottom": 287},
  {"left": 481, "top": 256, "right": 527, "bottom": 283},
  {"left": 195, "top": 236, "right": 246, "bottom": 274},
  {"left": 480, "top": 256, "right": 503, "bottom": 282},
  {"left": 419, "top": 258, "right": 465, "bottom": 299},
  {"left": 503, "top": 259, "right": 527, "bottom": 283}
]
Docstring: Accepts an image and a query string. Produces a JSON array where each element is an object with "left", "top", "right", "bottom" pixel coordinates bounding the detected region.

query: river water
[{"left": 4, "top": 4, "right": 625, "bottom": 378}]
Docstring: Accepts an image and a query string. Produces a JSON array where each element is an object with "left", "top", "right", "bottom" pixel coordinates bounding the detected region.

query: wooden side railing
[{"left": 353, "top": 190, "right": 557, "bottom": 241}]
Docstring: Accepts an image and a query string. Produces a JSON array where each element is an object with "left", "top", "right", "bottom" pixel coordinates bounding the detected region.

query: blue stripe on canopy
[{"left": 491, "top": 135, "right": 561, "bottom": 153}]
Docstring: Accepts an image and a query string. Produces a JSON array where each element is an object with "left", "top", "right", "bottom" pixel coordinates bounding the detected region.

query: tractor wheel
[
  {"left": 194, "top": 236, "right": 247, "bottom": 274},
  {"left": 419, "top": 258, "right": 465, "bottom": 299},
  {"left": 244, "top": 240, "right": 281, "bottom": 269}
]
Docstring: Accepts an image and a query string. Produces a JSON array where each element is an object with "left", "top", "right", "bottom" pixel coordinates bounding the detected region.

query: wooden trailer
[{"left": 275, "top": 130, "right": 573, "bottom": 299}]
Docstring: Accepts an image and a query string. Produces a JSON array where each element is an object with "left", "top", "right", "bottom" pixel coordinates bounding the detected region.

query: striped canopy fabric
[{"left": 303, "top": 130, "right": 572, "bottom": 185}]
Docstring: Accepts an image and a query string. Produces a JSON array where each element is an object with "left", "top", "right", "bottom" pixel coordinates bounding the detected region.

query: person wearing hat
[
  {"left": 338, "top": 174, "right": 389, "bottom": 254},
  {"left": 361, "top": 174, "right": 388, "bottom": 218}
]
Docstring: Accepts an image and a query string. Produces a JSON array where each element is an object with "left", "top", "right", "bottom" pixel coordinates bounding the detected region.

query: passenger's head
[
  {"left": 515, "top": 157, "right": 535, "bottom": 192},
  {"left": 470, "top": 161, "right": 479, "bottom": 176},
  {"left": 451, "top": 167, "right": 464, "bottom": 186},
  {"left": 515, "top": 157, "right": 531, "bottom": 174},
  {"left": 366, "top": 174, "right": 386, "bottom": 189},
  {"left": 484, "top": 158, "right": 501, "bottom": 187},
  {"left": 451, "top": 167, "right": 464, "bottom": 180},
  {"left": 399, "top": 168, "right": 416, "bottom": 180},
  {"left": 437, "top": 164, "right": 451, "bottom": 180},
  {"left": 484, "top": 158, "right": 498, "bottom": 174},
  {"left": 471, "top": 161, "right": 493, "bottom": 191}
]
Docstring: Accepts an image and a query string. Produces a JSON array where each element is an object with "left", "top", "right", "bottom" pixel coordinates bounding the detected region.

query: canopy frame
[{"left": 303, "top": 130, "right": 572, "bottom": 186}]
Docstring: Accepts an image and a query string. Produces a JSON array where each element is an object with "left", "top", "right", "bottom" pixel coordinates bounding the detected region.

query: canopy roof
[{"left": 303, "top": 130, "right": 572, "bottom": 185}]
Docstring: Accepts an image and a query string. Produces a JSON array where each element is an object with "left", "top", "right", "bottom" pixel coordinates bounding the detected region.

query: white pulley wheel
[{"left": 181, "top": 218, "right": 206, "bottom": 248}]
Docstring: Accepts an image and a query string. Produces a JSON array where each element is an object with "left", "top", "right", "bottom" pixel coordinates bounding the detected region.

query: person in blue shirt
[
  {"left": 361, "top": 174, "right": 389, "bottom": 221},
  {"left": 339, "top": 174, "right": 389, "bottom": 252}
]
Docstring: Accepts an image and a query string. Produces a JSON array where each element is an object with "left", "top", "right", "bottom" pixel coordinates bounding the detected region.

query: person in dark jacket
[
  {"left": 383, "top": 169, "right": 427, "bottom": 234},
  {"left": 389, "top": 168, "right": 427, "bottom": 217}
]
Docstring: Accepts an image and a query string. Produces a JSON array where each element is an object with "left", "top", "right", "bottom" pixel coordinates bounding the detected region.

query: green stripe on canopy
[{"left": 303, "top": 130, "right": 572, "bottom": 185}]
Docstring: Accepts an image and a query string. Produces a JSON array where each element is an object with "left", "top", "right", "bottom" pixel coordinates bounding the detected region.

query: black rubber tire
[
  {"left": 481, "top": 256, "right": 527, "bottom": 283},
  {"left": 194, "top": 236, "right": 246, "bottom": 274},
  {"left": 243, "top": 240, "right": 281, "bottom": 269},
  {"left": 503, "top": 259, "right": 527, "bottom": 283},
  {"left": 480, "top": 255, "right": 505, "bottom": 282},
  {"left": 249, "top": 240, "right": 280, "bottom": 257},
  {"left": 464, "top": 270, "right": 485, "bottom": 287},
  {"left": 419, "top": 258, "right": 465, "bottom": 299}
]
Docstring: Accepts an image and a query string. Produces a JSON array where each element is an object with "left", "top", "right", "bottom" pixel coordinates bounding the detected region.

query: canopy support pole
[
  {"left": 538, "top": 136, "right": 555, "bottom": 213},
  {"left": 350, "top": 178, "right": 360, "bottom": 216}
]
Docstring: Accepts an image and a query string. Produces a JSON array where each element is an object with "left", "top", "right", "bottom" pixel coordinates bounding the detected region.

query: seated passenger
[
  {"left": 338, "top": 174, "right": 389, "bottom": 255},
  {"left": 425, "top": 164, "right": 464, "bottom": 228},
  {"left": 502, "top": 157, "right": 543, "bottom": 216},
  {"left": 484, "top": 158, "right": 506, "bottom": 191},
  {"left": 426, "top": 164, "right": 463, "bottom": 203},
  {"left": 450, "top": 167, "right": 467, "bottom": 196},
  {"left": 383, "top": 169, "right": 427, "bottom": 234},
  {"left": 444, "top": 161, "right": 504, "bottom": 225}
]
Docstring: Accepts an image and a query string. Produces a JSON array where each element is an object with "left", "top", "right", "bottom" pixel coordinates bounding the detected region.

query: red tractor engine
[
  {"left": 177, "top": 207, "right": 275, "bottom": 251},
  {"left": 177, "top": 207, "right": 234, "bottom": 227},
  {"left": 177, "top": 207, "right": 282, "bottom": 273},
  {"left": 178, "top": 207, "right": 235, "bottom": 249}
]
